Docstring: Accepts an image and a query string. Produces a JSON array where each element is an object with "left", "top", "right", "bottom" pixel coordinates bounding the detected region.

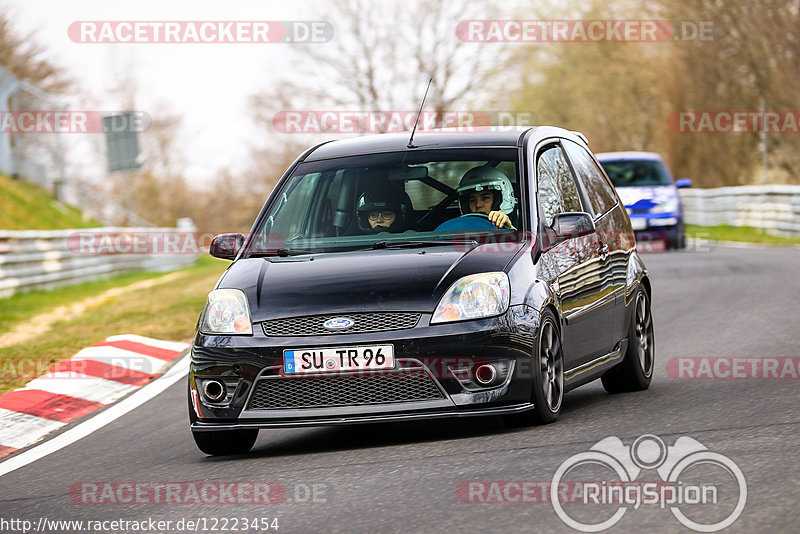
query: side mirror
[
  {"left": 675, "top": 178, "right": 692, "bottom": 188},
  {"left": 209, "top": 233, "right": 245, "bottom": 260},
  {"left": 552, "top": 212, "right": 596, "bottom": 240}
]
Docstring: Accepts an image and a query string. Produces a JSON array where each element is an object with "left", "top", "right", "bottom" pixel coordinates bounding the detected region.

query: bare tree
[
  {"left": 508, "top": 0, "right": 800, "bottom": 186},
  {"left": 0, "top": 9, "right": 70, "bottom": 92},
  {"left": 234, "top": 0, "right": 509, "bottom": 234},
  {"left": 253, "top": 0, "right": 502, "bottom": 128},
  {"left": 657, "top": 0, "right": 800, "bottom": 183}
]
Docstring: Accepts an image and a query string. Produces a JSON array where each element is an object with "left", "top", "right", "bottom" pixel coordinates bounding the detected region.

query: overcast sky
[{"left": 3, "top": 0, "right": 326, "bottom": 183}]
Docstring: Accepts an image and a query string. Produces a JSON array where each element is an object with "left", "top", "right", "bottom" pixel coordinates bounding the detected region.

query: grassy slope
[
  {"left": 687, "top": 224, "right": 800, "bottom": 246},
  {"left": 0, "top": 256, "right": 229, "bottom": 395},
  {"left": 0, "top": 173, "right": 101, "bottom": 229}
]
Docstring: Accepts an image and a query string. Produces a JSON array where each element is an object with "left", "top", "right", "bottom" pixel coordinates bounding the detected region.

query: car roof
[
  {"left": 595, "top": 151, "right": 664, "bottom": 162},
  {"left": 302, "top": 126, "right": 590, "bottom": 161}
]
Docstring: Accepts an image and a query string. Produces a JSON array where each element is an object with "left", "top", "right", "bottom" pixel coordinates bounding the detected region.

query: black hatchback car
[{"left": 189, "top": 126, "right": 654, "bottom": 455}]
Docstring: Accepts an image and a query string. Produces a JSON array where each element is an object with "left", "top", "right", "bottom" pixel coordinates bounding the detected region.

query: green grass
[
  {"left": 0, "top": 255, "right": 229, "bottom": 394},
  {"left": 0, "top": 173, "right": 102, "bottom": 229},
  {"left": 686, "top": 224, "right": 800, "bottom": 246},
  {"left": 0, "top": 268, "right": 168, "bottom": 334}
]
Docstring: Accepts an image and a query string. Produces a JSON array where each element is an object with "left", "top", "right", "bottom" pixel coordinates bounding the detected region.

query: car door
[
  {"left": 535, "top": 142, "right": 615, "bottom": 368},
  {"left": 562, "top": 139, "right": 630, "bottom": 348}
]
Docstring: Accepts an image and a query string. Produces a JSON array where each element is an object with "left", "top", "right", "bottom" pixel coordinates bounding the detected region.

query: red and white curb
[{"left": 0, "top": 334, "right": 188, "bottom": 459}]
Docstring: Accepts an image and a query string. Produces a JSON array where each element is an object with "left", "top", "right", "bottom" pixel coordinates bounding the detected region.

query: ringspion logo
[{"left": 551, "top": 434, "right": 746, "bottom": 532}]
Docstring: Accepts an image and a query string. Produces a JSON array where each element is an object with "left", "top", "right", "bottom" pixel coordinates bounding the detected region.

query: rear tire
[
  {"left": 602, "top": 288, "right": 654, "bottom": 393},
  {"left": 505, "top": 310, "right": 564, "bottom": 426},
  {"left": 192, "top": 429, "right": 258, "bottom": 456}
]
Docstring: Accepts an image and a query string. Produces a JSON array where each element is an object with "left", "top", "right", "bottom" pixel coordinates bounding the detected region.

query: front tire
[
  {"left": 669, "top": 232, "right": 686, "bottom": 250},
  {"left": 192, "top": 429, "right": 258, "bottom": 456},
  {"left": 505, "top": 310, "right": 564, "bottom": 426},
  {"left": 668, "top": 222, "right": 686, "bottom": 250},
  {"left": 602, "top": 288, "right": 654, "bottom": 393}
]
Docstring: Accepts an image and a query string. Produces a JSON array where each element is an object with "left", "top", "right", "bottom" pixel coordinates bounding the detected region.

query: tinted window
[
  {"left": 270, "top": 173, "right": 321, "bottom": 237},
  {"left": 248, "top": 148, "right": 522, "bottom": 255},
  {"left": 563, "top": 140, "right": 618, "bottom": 217},
  {"left": 599, "top": 159, "right": 672, "bottom": 187},
  {"left": 536, "top": 145, "right": 583, "bottom": 227}
]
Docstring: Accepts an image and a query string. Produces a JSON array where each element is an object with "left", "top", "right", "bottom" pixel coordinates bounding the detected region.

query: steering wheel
[
  {"left": 462, "top": 212, "right": 515, "bottom": 229},
  {"left": 435, "top": 212, "right": 498, "bottom": 231}
]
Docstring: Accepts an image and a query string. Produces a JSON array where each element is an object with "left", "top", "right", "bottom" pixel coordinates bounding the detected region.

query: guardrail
[
  {"left": 679, "top": 185, "right": 800, "bottom": 237},
  {"left": 0, "top": 224, "right": 199, "bottom": 299}
]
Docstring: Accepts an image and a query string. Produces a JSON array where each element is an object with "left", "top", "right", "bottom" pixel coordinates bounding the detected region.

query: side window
[
  {"left": 536, "top": 145, "right": 583, "bottom": 227},
  {"left": 269, "top": 172, "right": 321, "bottom": 238},
  {"left": 562, "top": 140, "right": 618, "bottom": 217}
]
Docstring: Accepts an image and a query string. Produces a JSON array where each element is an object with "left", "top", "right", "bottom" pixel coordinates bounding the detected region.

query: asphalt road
[{"left": 1, "top": 244, "right": 798, "bottom": 533}]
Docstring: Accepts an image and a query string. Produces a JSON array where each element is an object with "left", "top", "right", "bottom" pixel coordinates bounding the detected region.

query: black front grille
[
  {"left": 262, "top": 312, "right": 421, "bottom": 336},
  {"left": 247, "top": 368, "right": 444, "bottom": 410}
]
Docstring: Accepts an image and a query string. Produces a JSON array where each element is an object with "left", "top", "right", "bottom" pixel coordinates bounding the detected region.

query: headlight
[
  {"left": 431, "top": 272, "right": 510, "bottom": 324},
  {"left": 651, "top": 196, "right": 679, "bottom": 214},
  {"left": 200, "top": 289, "right": 252, "bottom": 334}
]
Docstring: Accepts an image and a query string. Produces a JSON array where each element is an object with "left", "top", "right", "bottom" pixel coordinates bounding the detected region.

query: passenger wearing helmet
[
  {"left": 457, "top": 166, "right": 517, "bottom": 229},
  {"left": 356, "top": 184, "right": 412, "bottom": 233}
]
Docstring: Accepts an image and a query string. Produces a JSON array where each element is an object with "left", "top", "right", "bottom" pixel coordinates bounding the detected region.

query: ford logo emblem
[{"left": 323, "top": 317, "right": 354, "bottom": 330}]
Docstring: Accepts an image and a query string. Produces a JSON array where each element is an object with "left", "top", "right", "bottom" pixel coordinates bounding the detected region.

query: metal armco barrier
[
  {"left": 679, "top": 185, "right": 800, "bottom": 237},
  {"left": 0, "top": 225, "right": 198, "bottom": 299}
]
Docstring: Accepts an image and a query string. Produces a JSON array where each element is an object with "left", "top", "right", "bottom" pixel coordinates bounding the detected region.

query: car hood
[
  {"left": 218, "top": 243, "right": 524, "bottom": 321},
  {"left": 615, "top": 185, "right": 677, "bottom": 211}
]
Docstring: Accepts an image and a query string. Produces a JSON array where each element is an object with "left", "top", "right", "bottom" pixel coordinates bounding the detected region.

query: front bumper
[
  {"left": 190, "top": 305, "right": 540, "bottom": 429},
  {"left": 629, "top": 214, "right": 683, "bottom": 242}
]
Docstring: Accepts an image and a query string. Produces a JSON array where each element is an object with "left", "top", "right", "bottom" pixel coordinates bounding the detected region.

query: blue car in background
[{"left": 596, "top": 151, "right": 691, "bottom": 250}]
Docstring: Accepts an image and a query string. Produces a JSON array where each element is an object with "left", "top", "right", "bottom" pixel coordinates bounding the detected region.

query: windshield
[
  {"left": 599, "top": 160, "right": 672, "bottom": 187},
  {"left": 245, "top": 148, "right": 522, "bottom": 256}
]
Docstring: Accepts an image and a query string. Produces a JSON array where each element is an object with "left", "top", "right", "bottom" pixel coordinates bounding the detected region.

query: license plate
[
  {"left": 283, "top": 344, "right": 395, "bottom": 374},
  {"left": 630, "top": 218, "right": 647, "bottom": 230}
]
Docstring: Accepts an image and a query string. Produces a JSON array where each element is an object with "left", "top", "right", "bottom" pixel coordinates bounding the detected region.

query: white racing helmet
[{"left": 457, "top": 166, "right": 517, "bottom": 215}]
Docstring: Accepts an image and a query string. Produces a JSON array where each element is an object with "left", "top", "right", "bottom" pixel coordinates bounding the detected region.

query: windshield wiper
[
  {"left": 370, "top": 239, "right": 479, "bottom": 250},
  {"left": 248, "top": 248, "right": 309, "bottom": 257}
]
